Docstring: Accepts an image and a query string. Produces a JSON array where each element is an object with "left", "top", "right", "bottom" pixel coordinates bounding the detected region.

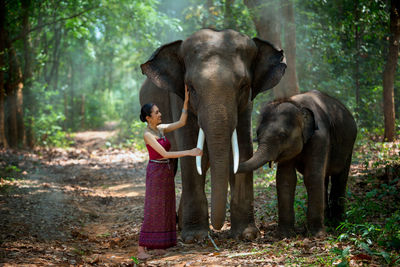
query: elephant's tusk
[
  {"left": 196, "top": 128, "right": 205, "bottom": 175},
  {"left": 232, "top": 129, "right": 239, "bottom": 174}
]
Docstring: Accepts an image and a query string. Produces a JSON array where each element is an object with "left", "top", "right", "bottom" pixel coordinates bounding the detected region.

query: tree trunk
[
  {"left": 244, "top": 0, "right": 282, "bottom": 47},
  {"left": 279, "top": 0, "right": 299, "bottom": 97},
  {"left": 354, "top": 0, "right": 361, "bottom": 118},
  {"left": 244, "top": 0, "right": 290, "bottom": 99},
  {"left": 80, "top": 94, "right": 85, "bottom": 129},
  {"left": 0, "top": 0, "right": 7, "bottom": 148},
  {"left": 203, "top": 0, "right": 214, "bottom": 28},
  {"left": 63, "top": 90, "right": 68, "bottom": 131},
  {"left": 42, "top": 30, "right": 48, "bottom": 83},
  {"left": 383, "top": 0, "right": 400, "bottom": 141},
  {"left": 5, "top": 35, "right": 25, "bottom": 147},
  {"left": 5, "top": 88, "right": 18, "bottom": 148},
  {"left": 16, "top": 76, "right": 24, "bottom": 146},
  {"left": 224, "top": 0, "right": 235, "bottom": 29},
  {"left": 50, "top": 25, "right": 62, "bottom": 91},
  {"left": 22, "top": 0, "right": 35, "bottom": 148},
  {"left": 69, "top": 59, "right": 75, "bottom": 129},
  {"left": 44, "top": 22, "right": 62, "bottom": 89}
]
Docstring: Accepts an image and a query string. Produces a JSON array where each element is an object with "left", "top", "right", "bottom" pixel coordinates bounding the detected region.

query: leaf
[
  {"left": 131, "top": 256, "right": 139, "bottom": 264},
  {"left": 352, "top": 253, "right": 372, "bottom": 261},
  {"left": 360, "top": 242, "right": 373, "bottom": 255},
  {"left": 377, "top": 251, "right": 391, "bottom": 264},
  {"left": 337, "top": 260, "right": 349, "bottom": 267}
]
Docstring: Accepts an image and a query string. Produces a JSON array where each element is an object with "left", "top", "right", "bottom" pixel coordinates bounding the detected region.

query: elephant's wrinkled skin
[
  {"left": 238, "top": 90, "right": 357, "bottom": 236},
  {"left": 139, "top": 29, "right": 286, "bottom": 241}
]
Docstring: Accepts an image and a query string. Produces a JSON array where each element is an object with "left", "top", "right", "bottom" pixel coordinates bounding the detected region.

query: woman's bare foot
[
  {"left": 151, "top": 249, "right": 167, "bottom": 256},
  {"left": 137, "top": 246, "right": 152, "bottom": 260}
]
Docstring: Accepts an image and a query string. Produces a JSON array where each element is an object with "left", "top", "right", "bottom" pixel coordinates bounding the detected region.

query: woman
[{"left": 137, "top": 85, "right": 202, "bottom": 259}]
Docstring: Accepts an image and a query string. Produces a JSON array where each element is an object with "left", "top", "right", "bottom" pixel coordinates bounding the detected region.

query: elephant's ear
[
  {"left": 251, "top": 38, "right": 287, "bottom": 100},
  {"left": 301, "top": 107, "right": 317, "bottom": 144},
  {"left": 140, "top": 40, "right": 185, "bottom": 99}
]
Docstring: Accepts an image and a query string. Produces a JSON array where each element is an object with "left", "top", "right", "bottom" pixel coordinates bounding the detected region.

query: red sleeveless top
[{"left": 146, "top": 137, "right": 171, "bottom": 160}]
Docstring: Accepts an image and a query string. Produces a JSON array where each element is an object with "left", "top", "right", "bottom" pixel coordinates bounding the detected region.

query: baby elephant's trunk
[{"left": 238, "top": 143, "right": 270, "bottom": 172}]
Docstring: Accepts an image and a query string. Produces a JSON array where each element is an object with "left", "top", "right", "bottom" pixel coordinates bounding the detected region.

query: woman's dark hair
[{"left": 140, "top": 103, "right": 155, "bottom": 122}]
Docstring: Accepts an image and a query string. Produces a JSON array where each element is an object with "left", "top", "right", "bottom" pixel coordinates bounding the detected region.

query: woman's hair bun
[
  {"left": 139, "top": 114, "right": 146, "bottom": 122},
  {"left": 140, "top": 103, "right": 154, "bottom": 123}
]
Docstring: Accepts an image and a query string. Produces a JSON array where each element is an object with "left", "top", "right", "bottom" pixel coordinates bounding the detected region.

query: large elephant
[
  {"left": 139, "top": 29, "right": 286, "bottom": 241},
  {"left": 238, "top": 90, "right": 357, "bottom": 236}
]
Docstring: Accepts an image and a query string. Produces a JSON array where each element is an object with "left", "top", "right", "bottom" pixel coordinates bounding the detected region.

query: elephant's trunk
[
  {"left": 238, "top": 143, "right": 271, "bottom": 173},
  {"left": 199, "top": 104, "right": 236, "bottom": 230},
  {"left": 207, "top": 134, "right": 231, "bottom": 230}
]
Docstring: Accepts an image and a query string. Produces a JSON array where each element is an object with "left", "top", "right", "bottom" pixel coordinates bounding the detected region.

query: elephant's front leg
[
  {"left": 178, "top": 121, "right": 210, "bottom": 243},
  {"left": 230, "top": 169, "right": 259, "bottom": 240},
  {"left": 276, "top": 161, "right": 297, "bottom": 237},
  {"left": 230, "top": 108, "right": 259, "bottom": 240},
  {"left": 303, "top": 168, "right": 327, "bottom": 236},
  {"left": 180, "top": 156, "right": 209, "bottom": 242},
  {"left": 303, "top": 142, "right": 328, "bottom": 236}
]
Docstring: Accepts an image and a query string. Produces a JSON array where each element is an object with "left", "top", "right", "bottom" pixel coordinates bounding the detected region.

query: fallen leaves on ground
[{"left": 0, "top": 130, "right": 398, "bottom": 266}]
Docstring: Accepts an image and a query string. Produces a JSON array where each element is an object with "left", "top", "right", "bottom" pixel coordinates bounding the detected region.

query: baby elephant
[{"left": 239, "top": 90, "right": 357, "bottom": 236}]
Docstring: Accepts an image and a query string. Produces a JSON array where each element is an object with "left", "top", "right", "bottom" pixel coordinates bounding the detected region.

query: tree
[
  {"left": 296, "top": 0, "right": 390, "bottom": 130},
  {"left": 383, "top": 0, "right": 400, "bottom": 141},
  {"left": 224, "top": 0, "right": 235, "bottom": 29},
  {"left": 21, "top": 0, "right": 35, "bottom": 147},
  {"left": 0, "top": 0, "right": 7, "bottom": 148},
  {"left": 5, "top": 35, "right": 25, "bottom": 147},
  {"left": 244, "top": 0, "right": 299, "bottom": 99},
  {"left": 279, "top": 0, "right": 299, "bottom": 97}
]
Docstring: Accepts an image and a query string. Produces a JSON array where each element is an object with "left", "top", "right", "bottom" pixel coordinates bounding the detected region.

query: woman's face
[{"left": 147, "top": 105, "right": 162, "bottom": 125}]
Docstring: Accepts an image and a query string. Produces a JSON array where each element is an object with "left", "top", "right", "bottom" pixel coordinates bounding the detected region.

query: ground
[{"left": 0, "top": 128, "right": 396, "bottom": 266}]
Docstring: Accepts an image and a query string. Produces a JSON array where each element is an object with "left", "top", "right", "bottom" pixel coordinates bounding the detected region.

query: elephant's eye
[
  {"left": 188, "top": 85, "right": 197, "bottom": 97},
  {"left": 279, "top": 132, "right": 287, "bottom": 139}
]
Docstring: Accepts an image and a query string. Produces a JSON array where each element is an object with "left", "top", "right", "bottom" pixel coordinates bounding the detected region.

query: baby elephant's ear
[
  {"left": 301, "top": 107, "right": 317, "bottom": 143},
  {"left": 140, "top": 40, "right": 185, "bottom": 99}
]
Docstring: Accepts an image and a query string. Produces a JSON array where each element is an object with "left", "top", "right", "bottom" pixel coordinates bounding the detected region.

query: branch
[{"left": 11, "top": 5, "right": 98, "bottom": 43}]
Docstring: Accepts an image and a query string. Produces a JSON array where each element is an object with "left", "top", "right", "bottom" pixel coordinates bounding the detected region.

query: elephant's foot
[
  {"left": 309, "top": 228, "right": 326, "bottom": 237},
  {"left": 180, "top": 228, "right": 209, "bottom": 244},
  {"left": 325, "top": 214, "right": 342, "bottom": 228},
  {"left": 308, "top": 225, "right": 326, "bottom": 237},
  {"left": 231, "top": 224, "right": 260, "bottom": 240},
  {"left": 327, "top": 206, "right": 345, "bottom": 225},
  {"left": 277, "top": 225, "right": 296, "bottom": 238}
]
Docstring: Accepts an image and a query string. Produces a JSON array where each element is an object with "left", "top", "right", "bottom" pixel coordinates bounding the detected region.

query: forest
[{"left": 1, "top": 0, "right": 399, "bottom": 266}]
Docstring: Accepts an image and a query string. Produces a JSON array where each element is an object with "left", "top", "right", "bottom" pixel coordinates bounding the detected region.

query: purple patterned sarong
[{"left": 139, "top": 160, "right": 177, "bottom": 249}]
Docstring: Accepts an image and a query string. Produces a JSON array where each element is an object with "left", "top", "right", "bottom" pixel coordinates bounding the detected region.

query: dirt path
[
  {"left": 0, "top": 129, "right": 387, "bottom": 266},
  {"left": 0, "top": 129, "right": 291, "bottom": 266}
]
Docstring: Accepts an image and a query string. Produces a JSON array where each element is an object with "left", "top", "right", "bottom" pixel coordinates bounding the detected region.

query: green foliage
[
  {"left": 34, "top": 111, "right": 72, "bottom": 147},
  {"left": 0, "top": 165, "right": 23, "bottom": 192},
  {"left": 131, "top": 256, "right": 140, "bottom": 264},
  {"left": 330, "top": 246, "right": 351, "bottom": 267},
  {"left": 337, "top": 179, "right": 400, "bottom": 251},
  {"left": 181, "top": 0, "right": 256, "bottom": 36},
  {"left": 3, "top": 0, "right": 186, "bottom": 146},
  {"left": 31, "top": 84, "right": 73, "bottom": 147},
  {"left": 4, "top": 165, "right": 21, "bottom": 173},
  {"left": 296, "top": 0, "right": 391, "bottom": 129},
  {"left": 332, "top": 133, "right": 400, "bottom": 264},
  {"left": 124, "top": 119, "right": 146, "bottom": 151}
]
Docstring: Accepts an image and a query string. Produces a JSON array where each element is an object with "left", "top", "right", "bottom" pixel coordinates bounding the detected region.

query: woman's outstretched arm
[
  {"left": 144, "top": 132, "right": 202, "bottom": 159},
  {"left": 161, "top": 84, "right": 189, "bottom": 134}
]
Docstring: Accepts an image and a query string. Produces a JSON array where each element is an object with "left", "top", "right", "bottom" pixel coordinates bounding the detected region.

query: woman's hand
[{"left": 189, "top": 148, "right": 202, "bottom": 157}]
